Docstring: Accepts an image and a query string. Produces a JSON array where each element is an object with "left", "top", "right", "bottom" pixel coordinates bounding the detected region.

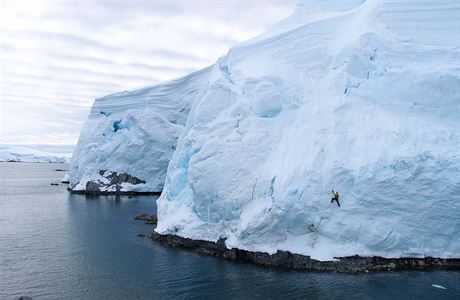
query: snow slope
[
  {"left": 156, "top": 0, "right": 460, "bottom": 260},
  {"left": 0, "top": 144, "right": 73, "bottom": 163},
  {"left": 68, "top": 67, "right": 211, "bottom": 192}
]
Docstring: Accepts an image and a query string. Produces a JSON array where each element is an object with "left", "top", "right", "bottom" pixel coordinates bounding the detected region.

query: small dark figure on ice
[{"left": 331, "top": 189, "right": 340, "bottom": 207}]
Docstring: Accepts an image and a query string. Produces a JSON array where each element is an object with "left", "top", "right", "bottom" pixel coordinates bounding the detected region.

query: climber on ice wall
[{"left": 331, "top": 190, "right": 340, "bottom": 207}]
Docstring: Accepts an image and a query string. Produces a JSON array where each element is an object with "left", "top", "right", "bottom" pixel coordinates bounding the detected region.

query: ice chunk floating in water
[{"left": 432, "top": 284, "right": 447, "bottom": 290}]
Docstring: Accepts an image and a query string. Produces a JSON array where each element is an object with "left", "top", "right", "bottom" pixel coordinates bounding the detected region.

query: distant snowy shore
[{"left": 0, "top": 145, "right": 74, "bottom": 163}]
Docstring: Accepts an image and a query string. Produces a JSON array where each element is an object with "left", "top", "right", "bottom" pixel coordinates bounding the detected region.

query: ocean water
[{"left": 0, "top": 162, "right": 459, "bottom": 300}]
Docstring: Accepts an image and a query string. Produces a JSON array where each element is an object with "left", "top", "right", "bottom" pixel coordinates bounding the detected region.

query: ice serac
[
  {"left": 156, "top": 0, "right": 460, "bottom": 260},
  {"left": 68, "top": 67, "right": 211, "bottom": 193}
]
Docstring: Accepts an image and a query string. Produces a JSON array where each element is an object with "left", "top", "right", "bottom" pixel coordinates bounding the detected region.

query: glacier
[
  {"left": 71, "top": 0, "right": 460, "bottom": 260},
  {"left": 155, "top": 0, "right": 460, "bottom": 260}
]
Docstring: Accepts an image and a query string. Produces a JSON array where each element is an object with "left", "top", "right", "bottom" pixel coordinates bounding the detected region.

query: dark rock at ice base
[
  {"left": 85, "top": 181, "right": 101, "bottom": 193},
  {"left": 6, "top": 158, "right": 21, "bottom": 162},
  {"left": 150, "top": 232, "right": 460, "bottom": 273},
  {"left": 135, "top": 214, "right": 158, "bottom": 225},
  {"left": 81, "top": 170, "right": 147, "bottom": 194},
  {"left": 99, "top": 169, "right": 146, "bottom": 186}
]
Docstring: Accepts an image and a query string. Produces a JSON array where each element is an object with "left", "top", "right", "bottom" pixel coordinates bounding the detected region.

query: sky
[{"left": 0, "top": 0, "right": 296, "bottom": 145}]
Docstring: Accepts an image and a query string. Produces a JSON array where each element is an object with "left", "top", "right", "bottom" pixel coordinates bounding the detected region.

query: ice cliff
[
  {"left": 156, "top": 0, "right": 460, "bottom": 260},
  {"left": 72, "top": 0, "right": 460, "bottom": 259},
  {"left": 68, "top": 67, "right": 211, "bottom": 192}
]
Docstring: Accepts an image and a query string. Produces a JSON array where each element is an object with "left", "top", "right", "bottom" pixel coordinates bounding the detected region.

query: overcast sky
[{"left": 0, "top": 0, "right": 296, "bottom": 145}]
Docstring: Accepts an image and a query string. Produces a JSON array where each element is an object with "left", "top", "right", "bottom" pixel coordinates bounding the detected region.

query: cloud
[
  {"left": 3, "top": 29, "right": 121, "bottom": 52},
  {"left": 0, "top": 0, "right": 296, "bottom": 145}
]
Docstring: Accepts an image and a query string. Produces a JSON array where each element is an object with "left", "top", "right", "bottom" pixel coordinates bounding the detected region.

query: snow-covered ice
[
  {"left": 68, "top": 67, "right": 211, "bottom": 193},
  {"left": 0, "top": 145, "right": 73, "bottom": 163},
  {"left": 71, "top": 0, "right": 460, "bottom": 260},
  {"left": 155, "top": 0, "right": 460, "bottom": 260}
]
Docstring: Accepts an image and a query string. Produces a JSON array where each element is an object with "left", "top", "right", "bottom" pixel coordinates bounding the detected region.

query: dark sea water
[{"left": 0, "top": 162, "right": 459, "bottom": 300}]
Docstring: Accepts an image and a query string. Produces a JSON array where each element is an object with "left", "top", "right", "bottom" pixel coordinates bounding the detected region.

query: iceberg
[
  {"left": 68, "top": 67, "right": 211, "bottom": 193},
  {"left": 155, "top": 0, "right": 460, "bottom": 260},
  {"left": 71, "top": 0, "right": 460, "bottom": 259}
]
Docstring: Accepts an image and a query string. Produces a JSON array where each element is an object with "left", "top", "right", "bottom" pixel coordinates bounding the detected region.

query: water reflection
[{"left": 68, "top": 193, "right": 157, "bottom": 210}]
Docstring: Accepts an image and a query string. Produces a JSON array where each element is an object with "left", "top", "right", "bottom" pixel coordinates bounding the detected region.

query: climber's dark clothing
[
  {"left": 331, "top": 197, "right": 340, "bottom": 207},
  {"left": 331, "top": 191, "right": 340, "bottom": 207}
]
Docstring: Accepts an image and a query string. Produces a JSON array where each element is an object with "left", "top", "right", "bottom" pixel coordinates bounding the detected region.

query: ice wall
[
  {"left": 156, "top": 0, "right": 460, "bottom": 260},
  {"left": 69, "top": 67, "right": 211, "bottom": 193}
]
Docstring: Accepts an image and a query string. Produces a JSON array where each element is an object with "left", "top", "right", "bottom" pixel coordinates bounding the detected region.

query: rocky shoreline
[
  {"left": 132, "top": 212, "right": 460, "bottom": 273},
  {"left": 134, "top": 213, "right": 158, "bottom": 225},
  {"left": 149, "top": 232, "right": 460, "bottom": 273}
]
